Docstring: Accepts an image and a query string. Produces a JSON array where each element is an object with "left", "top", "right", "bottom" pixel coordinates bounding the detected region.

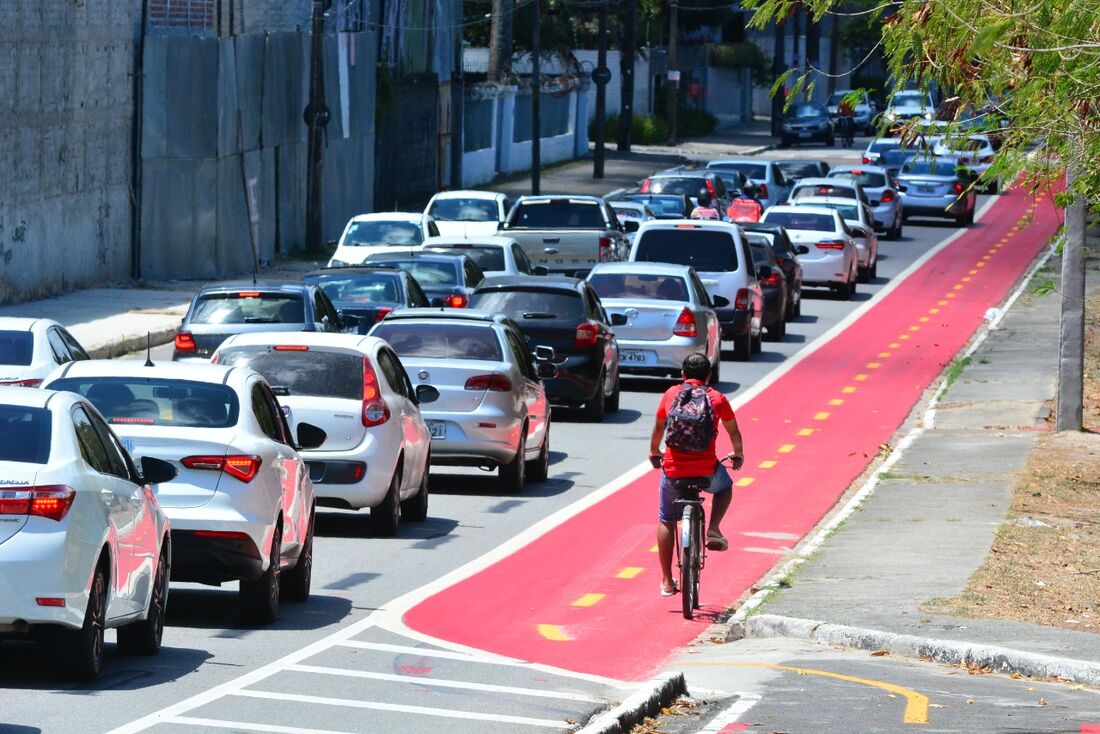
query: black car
[
  {"left": 359, "top": 252, "right": 486, "bottom": 309},
  {"left": 776, "top": 159, "right": 831, "bottom": 183},
  {"left": 640, "top": 172, "right": 733, "bottom": 213},
  {"left": 614, "top": 194, "right": 693, "bottom": 220},
  {"left": 173, "top": 283, "right": 342, "bottom": 361},
  {"left": 469, "top": 276, "right": 621, "bottom": 422},
  {"left": 779, "top": 103, "right": 835, "bottom": 147},
  {"left": 304, "top": 266, "right": 431, "bottom": 333},
  {"left": 743, "top": 234, "right": 789, "bottom": 340},
  {"left": 739, "top": 221, "right": 807, "bottom": 320}
]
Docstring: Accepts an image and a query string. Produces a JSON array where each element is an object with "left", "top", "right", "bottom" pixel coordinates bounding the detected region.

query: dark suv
[{"left": 469, "top": 276, "right": 621, "bottom": 422}]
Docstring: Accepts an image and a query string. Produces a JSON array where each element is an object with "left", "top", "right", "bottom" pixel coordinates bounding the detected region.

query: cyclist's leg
[
  {"left": 704, "top": 465, "right": 734, "bottom": 549},
  {"left": 657, "top": 473, "right": 679, "bottom": 594}
]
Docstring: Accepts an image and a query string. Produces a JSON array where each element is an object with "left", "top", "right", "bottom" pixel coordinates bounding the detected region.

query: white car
[
  {"left": 213, "top": 332, "right": 435, "bottom": 536},
  {"left": 43, "top": 361, "right": 323, "bottom": 625},
  {"left": 760, "top": 205, "right": 860, "bottom": 300},
  {"left": 0, "top": 386, "right": 175, "bottom": 680},
  {"left": 793, "top": 196, "right": 880, "bottom": 282},
  {"left": 0, "top": 318, "right": 90, "bottom": 387},
  {"left": 932, "top": 134, "right": 997, "bottom": 191},
  {"left": 329, "top": 213, "right": 441, "bottom": 267},
  {"left": 883, "top": 90, "right": 935, "bottom": 124},
  {"left": 424, "top": 191, "right": 511, "bottom": 238},
  {"left": 826, "top": 89, "right": 876, "bottom": 133},
  {"left": 422, "top": 235, "right": 544, "bottom": 277}
]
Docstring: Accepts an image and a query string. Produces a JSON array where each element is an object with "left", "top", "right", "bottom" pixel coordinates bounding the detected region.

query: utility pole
[
  {"left": 806, "top": 10, "right": 820, "bottom": 101},
  {"left": 593, "top": 0, "right": 610, "bottom": 178},
  {"left": 305, "top": 0, "right": 331, "bottom": 252},
  {"left": 771, "top": 18, "right": 785, "bottom": 136},
  {"left": 827, "top": 12, "right": 839, "bottom": 94},
  {"left": 665, "top": 0, "right": 679, "bottom": 144},
  {"left": 1057, "top": 162, "right": 1087, "bottom": 431},
  {"left": 617, "top": 0, "right": 637, "bottom": 152},
  {"left": 531, "top": 0, "right": 541, "bottom": 195},
  {"left": 488, "top": 0, "right": 514, "bottom": 81}
]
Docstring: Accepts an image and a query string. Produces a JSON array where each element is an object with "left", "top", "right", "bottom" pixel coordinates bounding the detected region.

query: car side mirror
[
  {"left": 297, "top": 422, "right": 327, "bottom": 450},
  {"left": 536, "top": 362, "right": 557, "bottom": 379},
  {"left": 797, "top": 245, "right": 810, "bottom": 255},
  {"left": 415, "top": 384, "right": 440, "bottom": 404},
  {"left": 531, "top": 265, "right": 550, "bottom": 276},
  {"left": 711, "top": 295, "right": 730, "bottom": 308},
  {"left": 140, "top": 456, "right": 178, "bottom": 486},
  {"left": 610, "top": 313, "right": 628, "bottom": 326},
  {"left": 534, "top": 345, "right": 558, "bottom": 362},
  {"left": 623, "top": 220, "right": 640, "bottom": 233}
]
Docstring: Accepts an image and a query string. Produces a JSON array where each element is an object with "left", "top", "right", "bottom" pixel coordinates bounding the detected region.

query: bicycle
[{"left": 837, "top": 116, "right": 855, "bottom": 148}]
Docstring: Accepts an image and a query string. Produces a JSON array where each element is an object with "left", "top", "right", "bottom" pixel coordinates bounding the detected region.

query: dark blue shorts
[{"left": 658, "top": 465, "right": 733, "bottom": 523}]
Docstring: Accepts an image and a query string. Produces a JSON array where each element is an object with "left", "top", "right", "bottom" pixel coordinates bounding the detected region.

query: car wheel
[
  {"left": 527, "top": 425, "right": 550, "bottom": 483},
  {"left": 240, "top": 523, "right": 281, "bottom": 625},
  {"left": 53, "top": 563, "right": 107, "bottom": 680},
  {"left": 848, "top": 276, "right": 858, "bottom": 300},
  {"left": 827, "top": 134, "right": 836, "bottom": 147},
  {"left": 793, "top": 296, "right": 802, "bottom": 318},
  {"left": 582, "top": 372, "right": 607, "bottom": 422},
  {"left": 708, "top": 357, "right": 721, "bottom": 385},
  {"left": 870, "top": 258, "right": 878, "bottom": 279},
  {"left": 732, "top": 331, "right": 752, "bottom": 361},
  {"left": 281, "top": 509, "right": 314, "bottom": 603},
  {"left": 751, "top": 329, "right": 762, "bottom": 354},
  {"left": 400, "top": 459, "right": 430, "bottom": 522},
  {"left": 499, "top": 429, "right": 526, "bottom": 493},
  {"left": 606, "top": 375, "right": 621, "bottom": 413},
  {"left": 858, "top": 265, "right": 870, "bottom": 284},
  {"left": 369, "top": 470, "right": 401, "bottom": 537},
  {"left": 967, "top": 206, "right": 976, "bottom": 225},
  {"left": 117, "top": 545, "right": 168, "bottom": 656},
  {"left": 767, "top": 312, "right": 787, "bottom": 340}
]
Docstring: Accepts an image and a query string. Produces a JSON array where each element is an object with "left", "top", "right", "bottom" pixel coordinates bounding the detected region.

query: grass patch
[{"left": 942, "top": 355, "right": 972, "bottom": 392}]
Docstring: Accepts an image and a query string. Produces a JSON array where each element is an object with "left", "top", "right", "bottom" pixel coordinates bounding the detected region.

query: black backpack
[{"left": 664, "top": 384, "right": 716, "bottom": 453}]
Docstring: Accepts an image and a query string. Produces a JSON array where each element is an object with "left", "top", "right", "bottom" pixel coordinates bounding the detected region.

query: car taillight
[
  {"left": 182, "top": 455, "right": 262, "bottom": 483},
  {"left": 464, "top": 374, "right": 513, "bottom": 391},
  {"left": 174, "top": 331, "right": 197, "bottom": 353},
  {"left": 816, "top": 240, "right": 846, "bottom": 250},
  {"left": 640, "top": 178, "right": 652, "bottom": 193},
  {"left": 757, "top": 183, "right": 769, "bottom": 199},
  {"left": 361, "top": 357, "right": 389, "bottom": 427},
  {"left": 761, "top": 270, "right": 782, "bottom": 286},
  {"left": 598, "top": 237, "right": 612, "bottom": 263},
  {"left": 374, "top": 307, "right": 393, "bottom": 322},
  {"left": 959, "top": 156, "right": 969, "bottom": 164},
  {"left": 880, "top": 190, "right": 896, "bottom": 203},
  {"left": 274, "top": 345, "right": 309, "bottom": 351},
  {"left": 954, "top": 182, "right": 964, "bottom": 194},
  {"left": 445, "top": 294, "right": 468, "bottom": 308},
  {"left": 575, "top": 321, "right": 599, "bottom": 348},
  {"left": 0, "top": 378, "right": 42, "bottom": 387},
  {"left": 734, "top": 288, "right": 750, "bottom": 310},
  {"left": 862, "top": 156, "right": 872, "bottom": 164},
  {"left": 980, "top": 155, "right": 992, "bottom": 164},
  {"left": 0, "top": 486, "right": 76, "bottom": 521},
  {"left": 673, "top": 308, "right": 697, "bottom": 337}
]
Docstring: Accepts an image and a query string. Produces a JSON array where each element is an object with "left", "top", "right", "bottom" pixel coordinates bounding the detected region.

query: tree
[{"left": 745, "top": 0, "right": 1098, "bottom": 431}]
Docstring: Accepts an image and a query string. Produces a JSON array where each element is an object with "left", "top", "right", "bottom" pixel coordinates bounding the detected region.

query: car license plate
[
  {"left": 621, "top": 350, "right": 656, "bottom": 365},
  {"left": 798, "top": 131, "right": 811, "bottom": 139},
  {"left": 917, "top": 184, "right": 936, "bottom": 194},
  {"left": 427, "top": 421, "right": 446, "bottom": 439}
]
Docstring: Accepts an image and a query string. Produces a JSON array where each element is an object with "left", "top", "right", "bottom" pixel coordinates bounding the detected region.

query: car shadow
[
  {"left": 0, "top": 639, "right": 211, "bottom": 692},
  {"left": 164, "top": 586, "right": 354, "bottom": 633},
  {"left": 314, "top": 510, "right": 461, "bottom": 541},
  {"left": 428, "top": 471, "right": 577, "bottom": 499},
  {"left": 620, "top": 377, "right": 676, "bottom": 394}
]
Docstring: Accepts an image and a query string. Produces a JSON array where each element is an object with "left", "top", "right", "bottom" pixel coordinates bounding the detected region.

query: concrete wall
[
  {"left": 0, "top": 2, "right": 140, "bottom": 303},
  {"left": 219, "top": 0, "right": 312, "bottom": 34}
]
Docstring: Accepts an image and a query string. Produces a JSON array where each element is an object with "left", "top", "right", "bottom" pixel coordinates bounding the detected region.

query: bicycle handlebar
[{"left": 649, "top": 454, "right": 740, "bottom": 470}]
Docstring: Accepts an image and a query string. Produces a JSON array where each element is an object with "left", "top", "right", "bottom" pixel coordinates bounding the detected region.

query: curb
[
  {"left": 578, "top": 672, "right": 687, "bottom": 733},
  {"left": 87, "top": 327, "right": 178, "bottom": 360},
  {"left": 737, "top": 614, "right": 1100, "bottom": 687},
  {"left": 741, "top": 142, "right": 776, "bottom": 156}
]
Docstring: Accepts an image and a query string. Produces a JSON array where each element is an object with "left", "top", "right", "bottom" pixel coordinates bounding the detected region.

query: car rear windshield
[
  {"left": 588, "top": 273, "right": 689, "bottom": 301},
  {"left": 368, "top": 259, "right": 459, "bottom": 286},
  {"left": 762, "top": 212, "right": 836, "bottom": 232},
  {"left": 428, "top": 198, "right": 498, "bottom": 222},
  {"left": 0, "top": 406, "right": 50, "bottom": 463},
  {"left": 939, "top": 137, "right": 986, "bottom": 152},
  {"left": 304, "top": 272, "right": 401, "bottom": 304},
  {"left": 830, "top": 170, "right": 887, "bottom": 188},
  {"left": 216, "top": 347, "right": 363, "bottom": 400},
  {"left": 777, "top": 161, "right": 822, "bottom": 180},
  {"left": 792, "top": 184, "right": 858, "bottom": 200},
  {"left": 709, "top": 162, "right": 766, "bottom": 180},
  {"left": 748, "top": 242, "right": 774, "bottom": 266},
  {"left": 646, "top": 177, "right": 710, "bottom": 196},
  {"left": 373, "top": 323, "right": 503, "bottom": 361},
  {"left": 870, "top": 140, "right": 902, "bottom": 154},
  {"left": 0, "top": 331, "right": 33, "bottom": 366},
  {"left": 469, "top": 289, "right": 586, "bottom": 321},
  {"left": 634, "top": 196, "right": 687, "bottom": 217},
  {"left": 47, "top": 378, "right": 240, "bottom": 428},
  {"left": 803, "top": 202, "right": 860, "bottom": 221},
  {"left": 902, "top": 158, "right": 955, "bottom": 176},
  {"left": 511, "top": 201, "right": 605, "bottom": 229},
  {"left": 425, "top": 245, "right": 504, "bottom": 272},
  {"left": 633, "top": 230, "right": 739, "bottom": 272},
  {"left": 343, "top": 220, "right": 423, "bottom": 246},
  {"left": 190, "top": 293, "right": 305, "bottom": 325}
]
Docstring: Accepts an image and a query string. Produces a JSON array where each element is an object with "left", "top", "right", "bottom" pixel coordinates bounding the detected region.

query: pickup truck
[{"left": 500, "top": 195, "right": 631, "bottom": 276}]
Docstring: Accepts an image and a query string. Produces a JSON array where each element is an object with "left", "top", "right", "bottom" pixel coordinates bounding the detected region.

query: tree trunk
[
  {"left": 488, "top": 0, "right": 515, "bottom": 82},
  {"left": 1057, "top": 164, "right": 1087, "bottom": 432}
]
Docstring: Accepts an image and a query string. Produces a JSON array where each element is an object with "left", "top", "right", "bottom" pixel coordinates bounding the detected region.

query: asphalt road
[{"left": 0, "top": 137, "right": 1045, "bottom": 734}]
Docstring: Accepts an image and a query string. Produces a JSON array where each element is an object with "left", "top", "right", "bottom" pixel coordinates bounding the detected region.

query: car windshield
[
  {"left": 469, "top": 289, "right": 586, "bottom": 321},
  {"left": 368, "top": 259, "right": 459, "bottom": 286},
  {"left": 48, "top": 377, "right": 240, "bottom": 428},
  {"left": 708, "top": 161, "right": 766, "bottom": 180},
  {"left": 763, "top": 212, "right": 836, "bottom": 233},
  {"left": 792, "top": 184, "right": 857, "bottom": 200},
  {"left": 827, "top": 92, "right": 849, "bottom": 106},
  {"left": 216, "top": 347, "right": 363, "bottom": 400},
  {"left": 792, "top": 104, "right": 825, "bottom": 118},
  {"left": 633, "top": 230, "right": 739, "bottom": 271},
  {"left": 803, "top": 202, "right": 860, "bottom": 220},
  {"left": 893, "top": 91, "right": 926, "bottom": 107},
  {"left": 303, "top": 273, "right": 401, "bottom": 304},
  {"left": 0, "top": 406, "right": 50, "bottom": 463},
  {"left": 902, "top": 158, "right": 956, "bottom": 176},
  {"left": 646, "top": 177, "right": 711, "bottom": 196},
  {"left": 428, "top": 198, "right": 498, "bottom": 222},
  {"left": 588, "top": 273, "right": 689, "bottom": 301},
  {"left": 190, "top": 293, "right": 305, "bottom": 325},
  {"left": 372, "top": 323, "right": 503, "bottom": 361},
  {"left": 0, "top": 331, "right": 33, "bottom": 366},
  {"left": 830, "top": 170, "right": 887, "bottom": 188},
  {"left": 343, "top": 220, "right": 423, "bottom": 246},
  {"left": 511, "top": 202, "right": 605, "bottom": 229},
  {"left": 425, "top": 245, "right": 505, "bottom": 272}
]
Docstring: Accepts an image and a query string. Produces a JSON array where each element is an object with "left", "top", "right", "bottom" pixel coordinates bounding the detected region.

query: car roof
[
  {"left": 422, "top": 236, "right": 517, "bottom": 248},
  {"left": 378, "top": 308, "right": 509, "bottom": 325},
  {"left": 649, "top": 170, "right": 714, "bottom": 179},
  {"left": 765, "top": 205, "right": 840, "bottom": 217},
  {"left": 514, "top": 195, "right": 604, "bottom": 203},
  {"left": 589, "top": 262, "right": 693, "bottom": 276},
  {"left": 473, "top": 275, "right": 583, "bottom": 291},
  {"left": 305, "top": 266, "right": 403, "bottom": 278},
  {"left": 795, "top": 196, "right": 862, "bottom": 208},
  {"left": 365, "top": 252, "right": 469, "bottom": 265},
  {"left": 427, "top": 190, "right": 505, "bottom": 201},
  {"left": 217, "top": 332, "right": 383, "bottom": 352},
  {"left": 347, "top": 212, "right": 424, "bottom": 224},
  {"left": 50, "top": 360, "right": 242, "bottom": 384},
  {"left": 0, "top": 317, "right": 55, "bottom": 331},
  {"left": 197, "top": 282, "right": 313, "bottom": 296},
  {"left": 829, "top": 164, "right": 889, "bottom": 175},
  {"left": 707, "top": 159, "right": 768, "bottom": 167},
  {"left": 794, "top": 177, "right": 859, "bottom": 188},
  {"left": 637, "top": 220, "right": 742, "bottom": 234},
  {"left": 0, "top": 385, "right": 57, "bottom": 408}
]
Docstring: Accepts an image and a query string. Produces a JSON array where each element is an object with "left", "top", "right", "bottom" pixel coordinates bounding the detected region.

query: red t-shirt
[{"left": 656, "top": 379, "right": 735, "bottom": 478}]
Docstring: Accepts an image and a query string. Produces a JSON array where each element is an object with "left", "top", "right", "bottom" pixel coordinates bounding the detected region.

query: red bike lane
[{"left": 404, "top": 188, "right": 1062, "bottom": 682}]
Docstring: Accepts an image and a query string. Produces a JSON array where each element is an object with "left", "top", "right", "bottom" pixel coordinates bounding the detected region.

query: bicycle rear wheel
[
  {"left": 693, "top": 507, "right": 705, "bottom": 609},
  {"left": 680, "top": 507, "right": 698, "bottom": 619}
]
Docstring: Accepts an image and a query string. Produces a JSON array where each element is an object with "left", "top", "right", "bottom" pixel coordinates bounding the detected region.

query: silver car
[
  {"left": 827, "top": 164, "right": 905, "bottom": 240},
  {"left": 369, "top": 310, "right": 552, "bottom": 492},
  {"left": 587, "top": 263, "right": 722, "bottom": 382},
  {"left": 896, "top": 156, "right": 977, "bottom": 226}
]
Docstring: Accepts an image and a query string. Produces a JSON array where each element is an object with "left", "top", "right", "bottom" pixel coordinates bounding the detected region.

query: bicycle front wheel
[{"left": 680, "top": 508, "right": 698, "bottom": 619}]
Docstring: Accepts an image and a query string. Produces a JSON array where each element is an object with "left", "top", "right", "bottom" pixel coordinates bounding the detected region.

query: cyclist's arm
[
  {"left": 649, "top": 416, "right": 665, "bottom": 458},
  {"left": 722, "top": 416, "right": 744, "bottom": 469}
]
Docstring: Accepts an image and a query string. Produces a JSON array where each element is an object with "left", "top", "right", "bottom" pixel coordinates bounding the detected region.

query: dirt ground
[{"left": 925, "top": 293, "right": 1100, "bottom": 632}]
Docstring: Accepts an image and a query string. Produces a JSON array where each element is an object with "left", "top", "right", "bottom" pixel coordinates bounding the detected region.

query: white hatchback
[
  {"left": 0, "top": 317, "right": 90, "bottom": 387},
  {"left": 424, "top": 190, "right": 511, "bottom": 238},
  {"left": 329, "top": 213, "right": 440, "bottom": 267},
  {"left": 0, "top": 387, "right": 175, "bottom": 680},
  {"left": 43, "top": 361, "right": 323, "bottom": 625},
  {"left": 213, "top": 332, "right": 436, "bottom": 536},
  {"left": 422, "top": 235, "right": 544, "bottom": 277},
  {"left": 760, "top": 206, "right": 860, "bottom": 299}
]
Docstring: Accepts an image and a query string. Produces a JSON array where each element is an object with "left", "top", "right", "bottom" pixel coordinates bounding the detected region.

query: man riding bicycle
[{"left": 648, "top": 353, "right": 744, "bottom": 597}]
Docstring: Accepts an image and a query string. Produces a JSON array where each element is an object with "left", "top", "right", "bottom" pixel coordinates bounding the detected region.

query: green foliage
[
  {"left": 652, "top": 86, "right": 719, "bottom": 137},
  {"left": 707, "top": 42, "right": 770, "bottom": 77},
  {"left": 591, "top": 114, "right": 669, "bottom": 145}
]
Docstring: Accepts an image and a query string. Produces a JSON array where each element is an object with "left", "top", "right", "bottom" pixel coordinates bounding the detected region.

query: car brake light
[
  {"left": 36, "top": 597, "right": 65, "bottom": 607},
  {"left": 880, "top": 190, "right": 896, "bottom": 203},
  {"left": 816, "top": 240, "right": 846, "bottom": 250},
  {"left": 734, "top": 288, "right": 750, "bottom": 310},
  {"left": 464, "top": 374, "right": 513, "bottom": 391},
  {"left": 959, "top": 156, "right": 969, "bottom": 164},
  {"left": 374, "top": 307, "right": 393, "bottom": 322},
  {"left": 182, "top": 455, "right": 262, "bottom": 483},
  {"left": 640, "top": 178, "right": 652, "bottom": 193},
  {"left": 361, "top": 357, "right": 389, "bottom": 426},
  {"left": 446, "top": 294, "right": 469, "bottom": 308},
  {"left": 757, "top": 183, "right": 769, "bottom": 199},
  {"left": 0, "top": 378, "right": 42, "bottom": 387},
  {"left": 673, "top": 308, "right": 697, "bottom": 337},
  {"left": 575, "top": 321, "right": 599, "bottom": 348},
  {"left": 598, "top": 237, "right": 612, "bottom": 263},
  {"left": 850, "top": 169, "right": 863, "bottom": 175},
  {"left": 0, "top": 486, "right": 76, "bottom": 521},
  {"left": 954, "top": 182, "right": 964, "bottom": 194},
  {"left": 861, "top": 156, "right": 872, "bottom": 164},
  {"left": 174, "top": 331, "right": 197, "bottom": 352},
  {"left": 674, "top": 224, "right": 701, "bottom": 229},
  {"left": 237, "top": 291, "right": 260, "bottom": 298},
  {"left": 761, "top": 270, "right": 782, "bottom": 286},
  {"left": 274, "top": 345, "right": 309, "bottom": 351}
]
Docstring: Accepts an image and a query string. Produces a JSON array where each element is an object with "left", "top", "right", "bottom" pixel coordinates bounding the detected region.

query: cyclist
[
  {"left": 648, "top": 353, "right": 744, "bottom": 596},
  {"left": 836, "top": 97, "right": 856, "bottom": 147},
  {"left": 690, "top": 190, "right": 722, "bottom": 220}
]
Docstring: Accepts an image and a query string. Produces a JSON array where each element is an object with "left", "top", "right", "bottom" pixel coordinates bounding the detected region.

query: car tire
[
  {"left": 826, "top": 134, "right": 836, "bottom": 147},
  {"left": 870, "top": 258, "right": 878, "bottom": 279},
  {"left": 369, "top": 471, "right": 401, "bottom": 537},
  {"left": 708, "top": 356, "right": 721, "bottom": 385},
  {"left": 582, "top": 373, "right": 607, "bottom": 422},
  {"left": 117, "top": 545, "right": 168, "bottom": 656},
  {"left": 240, "top": 523, "right": 281, "bottom": 625},
  {"left": 766, "top": 312, "right": 787, "bottom": 340},
  {"left": 400, "top": 460, "right": 430, "bottom": 522},
  {"left": 500, "top": 430, "right": 526, "bottom": 493},
  {"left": 732, "top": 331, "right": 752, "bottom": 361},
  {"left": 858, "top": 265, "right": 870, "bottom": 283},
  {"left": 281, "top": 510, "right": 314, "bottom": 603},
  {"left": 848, "top": 276, "right": 858, "bottom": 300},
  {"left": 793, "top": 296, "right": 802, "bottom": 318},
  {"left": 606, "top": 375, "right": 621, "bottom": 413},
  {"left": 53, "top": 562, "right": 107, "bottom": 681},
  {"left": 527, "top": 425, "right": 550, "bottom": 483},
  {"left": 751, "top": 329, "right": 762, "bottom": 354},
  {"left": 967, "top": 206, "right": 976, "bottom": 225}
]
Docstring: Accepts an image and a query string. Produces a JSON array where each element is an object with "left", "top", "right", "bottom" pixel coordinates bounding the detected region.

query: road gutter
[{"left": 578, "top": 672, "right": 687, "bottom": 733}]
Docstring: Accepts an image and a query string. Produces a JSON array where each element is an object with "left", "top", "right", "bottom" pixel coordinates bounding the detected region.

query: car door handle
[
  {"left": 543, "top": 247, "right": 559, "bottom": 255},
  {"left": 542, "top": 237, "right": 560, "bottom": 244}
]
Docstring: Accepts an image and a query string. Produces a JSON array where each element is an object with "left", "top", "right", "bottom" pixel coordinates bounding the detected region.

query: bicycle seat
[{"left": 671, "top": 476, "right": 709, "bottom": 495}]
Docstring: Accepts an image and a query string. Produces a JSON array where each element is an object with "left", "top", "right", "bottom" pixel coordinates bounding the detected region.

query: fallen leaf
[
  {"left": 871, "top": 650, "right": 889, "bottom": 657},
  {"left": 966, "top": 699, "right": 976, "bottom": 704},
  {"left": 1039, "top": 698, "right": 1047, "bottom": 706}
]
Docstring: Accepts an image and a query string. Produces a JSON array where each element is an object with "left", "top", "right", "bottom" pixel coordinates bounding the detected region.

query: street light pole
[
  {"left": 593, "top": 0, "right": 609, "bottom": 178},
  {"left": 531, "top": 0, "right": 541, "bottom": 195},
  {"left": 665, "top": 0, "right": 679, "bottom": 145},
  {"left": 305, "top": 0, "right": 331, "bottom": 252}
]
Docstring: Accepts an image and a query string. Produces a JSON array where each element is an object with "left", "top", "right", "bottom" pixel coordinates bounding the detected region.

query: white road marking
[
  {"left": 335, "top": 639, "right": 522, "bottom": 665},
  {"left": 288, "top": 663, "right": 606, "bottom": 702},
  {"left": 167, "top": 717, "right": 361, "bottom": 734},
  {"left": 227, "top": 689, "right": 571, "bottom": 728},
  {"left": 698, "top": 693, "right": 762, "bottom": 732}
]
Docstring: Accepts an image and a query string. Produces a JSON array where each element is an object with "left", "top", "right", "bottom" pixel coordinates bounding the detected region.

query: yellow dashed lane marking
[
  {"left": 968, "top": 269, "right": 978, "bottom": 275},
  {"left": 538, "top": 624, "right": 570, "bottom": 641},
  {"left": 918, "top": 316, "right": 929, "bottom": 323},
  {"left": 899, "top": 334, "right": 911, "bottom": 341},
  {"left": 855, "top": 373, "right": 869, "bottom": 381},
  {"left": 571, "top": 593, "right": 605, "bottom": 608},
  {"left": 938, "top": 299, "right": 949, "bottom": 305},
  {"left": 842, "top": 386, "right": 856, "bottom": 394},
  {"left": 759, "top": 460, "right": 777, "bottom": 469},
  {"left": 928, "top": 309, "right": 939, "bottom": 315},
  {"left": 649, "top": 545, "right": 658, "bottom": 553},
  {"left": 909, "top": 325, "right": 921, "bottom": 332},
  {"left": 829, "top": 399, "right": 844, "bottom": 406},
  {"left": 962, "top": 277, "right": 972, "bottom": 283},
  {"left": 616, "top": 567, "right": 644, "bottom": 579},
  {"left": 889, "top": 342, "right": 900, "bottom": 348},
  {"left": 976, "top": 262, "right": 985, "bottom": 267},
  {"left": 736, "top": 477, "right": 755, "bottom": 487},
  {"left": 946, "top": 293, "right": 956, "bottom": 299},
  {"left": 797, "top": 428, "right": 815, "bottom": 437},
  {"left": 878, "top": 351, "right": 891, "bottom": 358},
  {"left": 953, "top": 284, "right": 964, "bottom": 290},
  {"left": 778, "top": 444, "right": 795, "bottom": 454},
  {"left": 814, "top": 412, "right": 830, "bottom": 421},
  {"left": 867, "top": 362, "right": 881, "bottom": 369}
]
